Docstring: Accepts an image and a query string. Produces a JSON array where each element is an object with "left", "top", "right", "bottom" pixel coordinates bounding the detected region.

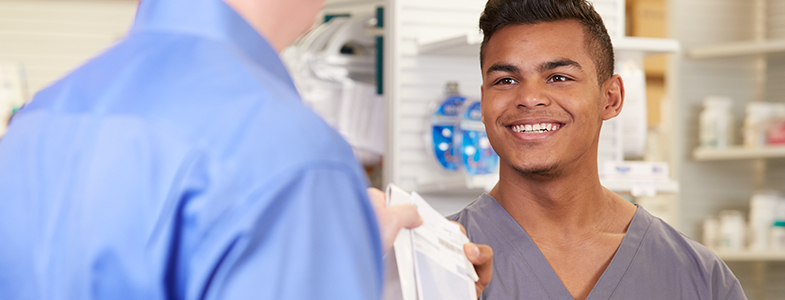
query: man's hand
[
  {"left": 367, "top": 187, "right": 422, "bottom": 253},
  {"left": 455, "top": 222, "right": 494, "bottom": 297},
  {"left": 368, "top": 187, "right": 493, "bottom": 296}
]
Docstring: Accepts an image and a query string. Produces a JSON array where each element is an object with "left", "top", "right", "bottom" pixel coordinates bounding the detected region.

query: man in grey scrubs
[{"left": 449, "top": 0, "right": 746, "bottom": 299}]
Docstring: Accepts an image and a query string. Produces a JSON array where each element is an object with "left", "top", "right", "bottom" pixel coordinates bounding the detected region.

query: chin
[{"left": 509, "top": 162, "right": 562, "bottom": 179}]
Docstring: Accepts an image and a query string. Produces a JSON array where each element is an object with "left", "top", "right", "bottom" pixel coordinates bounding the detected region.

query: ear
[
  {"left": 600, "top": 74, "right": 624, "bottom": 120},
  {"left": 480, "top": 84, "right": 486, "bottom": 124}
]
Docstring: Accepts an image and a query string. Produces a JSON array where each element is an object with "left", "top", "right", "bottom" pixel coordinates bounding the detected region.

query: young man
[
  {"left": 0, "top": 0, "right": 491, "bottom": 299},
  {"left": 450, "top": 0, "right": 745, "bottom": 299}
]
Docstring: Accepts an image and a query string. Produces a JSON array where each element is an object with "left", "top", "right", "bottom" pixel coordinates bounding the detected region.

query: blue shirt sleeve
[{"left": 182, "top": 162, "right": 382, "bottom": 300}]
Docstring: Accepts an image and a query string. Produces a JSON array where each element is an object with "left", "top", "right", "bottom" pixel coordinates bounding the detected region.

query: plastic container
[
  {"left": 767, "top": 103, "right": 785, "bottom": 145},
  {"left": 748, "top": 190, "right": 781, "bottom": 251},
  {"left": 703, "top": 217, "right": 719, "bottom": 250},
  {"left": 699, "top": 96, "right": 733, "bottom": 149},
  {"left": 429, "top": 82, "right": 466, "bottom": 171},
  {"left": 744, "top": 102, "right": 774, "bottom": 148},
  {"left": 770, "top": 221, "right": 785, "bottom": 251},
  {"left": 458, "top": 101, "right": 499, "bottom": 176},
  {"left": 771, "top": 200, "right": 785, "bottom": 251},
  {"left": 718, "top": 210, "right": 745, "bottom": 252}
]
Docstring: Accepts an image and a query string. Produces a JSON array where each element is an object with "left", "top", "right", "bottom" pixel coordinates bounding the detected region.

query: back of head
[{"left": 479, "top": 0, "right": 614, "bottom": 83}]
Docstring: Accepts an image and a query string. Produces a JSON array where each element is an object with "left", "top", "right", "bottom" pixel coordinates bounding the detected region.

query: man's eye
[
  {"left": 549, "top": 75, "right": 570, "bottom": 82},
  {"left": 496, "top": 78, "right": 517, "bottom": 85}
]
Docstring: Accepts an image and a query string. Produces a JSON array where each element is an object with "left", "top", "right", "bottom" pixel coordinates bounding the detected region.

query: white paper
[{"left": 383, "top": 184, "right": 477, "bottom": 300}]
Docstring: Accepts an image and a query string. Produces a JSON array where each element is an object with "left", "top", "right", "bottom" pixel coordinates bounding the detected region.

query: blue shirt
[
  {"left": 450, "top": 194, "right": 746, "bottom": 300},
  {"left": 0, "top": 0, "right": 383, "bottom": 299}
]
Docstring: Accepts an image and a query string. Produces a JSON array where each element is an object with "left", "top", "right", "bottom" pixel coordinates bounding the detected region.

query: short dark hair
[{"left": 479, "top": 0, "right": 614, "bottom": 83}]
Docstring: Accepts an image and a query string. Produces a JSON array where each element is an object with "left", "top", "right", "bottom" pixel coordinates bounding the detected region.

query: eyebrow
[
  {"left": 485, "top": 64, "right": 519, "bottom": 76},
  {"left": 485, "top": 59, "right": 583, "bottom": 76},
  {"left": 539, "top": 59, "right": 582, "bottom": 73}
]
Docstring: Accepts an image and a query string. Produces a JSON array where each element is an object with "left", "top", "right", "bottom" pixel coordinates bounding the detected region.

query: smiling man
[{"left": 449, "top": 0, "right": 745, "bottom": 299}]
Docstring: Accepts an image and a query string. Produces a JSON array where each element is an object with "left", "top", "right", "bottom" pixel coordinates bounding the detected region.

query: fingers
[
  {"left": 465, "top": 242, "right": 493, "bottom": 296},
  {"left": 375, "top": 203, "right": 423, "bottom": 254},
  {"left": 388, "top": 204, "right": 423, "bottom": 229}
]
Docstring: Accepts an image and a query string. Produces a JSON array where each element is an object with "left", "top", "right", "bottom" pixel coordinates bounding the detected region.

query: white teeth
[{"left": 512, "top": 123, "right": 560, "bottom": 133}]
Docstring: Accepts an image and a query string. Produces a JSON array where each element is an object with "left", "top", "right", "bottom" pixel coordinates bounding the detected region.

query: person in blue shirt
[{"left": 0, "top": 0, "right": 492, "bottom": 299}]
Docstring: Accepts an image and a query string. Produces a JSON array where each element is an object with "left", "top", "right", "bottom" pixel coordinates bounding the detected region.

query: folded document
[{"left": 382, "top": 184, "right": 478, "bottom": 300}]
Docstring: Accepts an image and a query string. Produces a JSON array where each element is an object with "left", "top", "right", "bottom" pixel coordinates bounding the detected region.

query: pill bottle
[
  {"left": 748, "top": 190, "right": 780, "bottom": 251},
  {"left": 718, "top": 210, "right": 745, "bottom": 252},
  {"left": 767, "top": 103, "right": 785, "bottom": 145},
  {"left": 771, "top": 200, "right": 785, "bottom": 251},
  {"left": 770, "top": 222, "right": 785, "bottom": 251},
  {"left": 744, "top": 102, "right": 774, "bottom": 148},
  {"left": 699, "top": 97, "right": 733, "bottom": 148},
  {"left": 702, "top": 217, "right": 719, "bottom": 250}
]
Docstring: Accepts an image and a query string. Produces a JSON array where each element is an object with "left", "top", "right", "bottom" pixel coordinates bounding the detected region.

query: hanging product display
[
  {"left": 458, "top": 100, "right": 498, "bottom": 176},
  {"left": 428, "top": 82, "right": 465, "bottom": 171},
  {"left": 281, "top": 15, "right": 384, "bottom": 165}
]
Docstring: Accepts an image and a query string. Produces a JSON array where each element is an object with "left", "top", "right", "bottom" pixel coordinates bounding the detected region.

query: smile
[{"left": 509, "top": 123, "right": 561, "bottom": 133}]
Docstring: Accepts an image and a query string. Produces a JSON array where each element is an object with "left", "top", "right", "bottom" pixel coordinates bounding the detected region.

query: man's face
[{"left": 480, "top": 20, "right": 617, "bottom": 177}]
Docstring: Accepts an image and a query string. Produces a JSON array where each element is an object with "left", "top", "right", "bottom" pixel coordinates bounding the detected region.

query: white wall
[{"left": 0, "top": 1, "right": 137, "bottom": 96}]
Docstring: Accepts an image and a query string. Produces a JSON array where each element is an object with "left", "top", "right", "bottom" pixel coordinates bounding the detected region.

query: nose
[{"left": 515, "top": 82, "right": 550, "bottom": 108}]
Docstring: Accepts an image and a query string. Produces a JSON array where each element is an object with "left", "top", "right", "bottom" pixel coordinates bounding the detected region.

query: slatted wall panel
[
  {"left": 589, "top": 0, "right": 625, "bottom": 38},
  {"left": 385, "top": 0, "right": 485, "bottom": 193},
  {"left": 0, "top": 1, "right": 137, "bottom": 96},
  {"left": 767, "top": 0, "right": 785, "bottom": 39},
  {"left": 322, "top": 0, "right": 381, "bottom": 19},
  {"left": 673, "top": 0, "right": 785, "bottom": 299}
]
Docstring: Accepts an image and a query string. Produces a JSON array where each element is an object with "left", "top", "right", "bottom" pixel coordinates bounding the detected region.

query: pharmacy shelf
[
  {"left": 417, "top": 33, "right": 484, "bottom": 56},
  {"left": 693, "top": 146, "right": 785, "bottom": 161},
  {"left": 600, "top": 179, "right": 680, "bottom": 197},
  {"left": 418, "top": 34, "right": 680, "bottom": 57},
  {"left": 417, "top": 176, "right": 678, "bottom": 196},
  {"left": 416, "top": 173, "right": 499, "bottom": 195},
  {"left": 687, "top": 39, "right": 785, "bottom": 59},
  {"left": 715, "top": 251, "right": 785, "bottom": 262},
  {"left": 612, "top": 36, "right": 681, "bottom": 56}
]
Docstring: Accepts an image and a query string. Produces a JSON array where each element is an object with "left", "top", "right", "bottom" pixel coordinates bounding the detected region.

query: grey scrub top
[{"left": 449, "top": 194, "right": 746, "bottom": 300}]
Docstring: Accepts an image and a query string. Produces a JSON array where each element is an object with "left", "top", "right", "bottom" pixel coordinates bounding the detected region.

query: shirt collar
[{"left": 131, "top": 0, "right": 293, "bottom": 87}]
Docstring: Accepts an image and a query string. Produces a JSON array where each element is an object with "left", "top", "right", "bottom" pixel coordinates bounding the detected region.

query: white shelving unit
[
  {"left": 694, "top": 146, "right": 785, "bottom": 161},
  {"left": 687, "top": 39, "right": 785, "bottom": 59},
  {"left": 418, "top": 34, "right": 680, "bottom": 58},
  {"left": 417, "top": 33, "right": 483, "bottom": 56},
  {"left": 715, "top": 251, "right": 785, "bottom": 262},
  {"left": 600, "top": 179, "right": 680, "bottom": 197},
  {"left": 675, "top": 0, "right": 785, "bottom": 298}
]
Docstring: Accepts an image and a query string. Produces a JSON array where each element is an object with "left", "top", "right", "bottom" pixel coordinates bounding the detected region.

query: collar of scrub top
[{"left": 131, "top": 0, "right": 295, "bottom": 91}]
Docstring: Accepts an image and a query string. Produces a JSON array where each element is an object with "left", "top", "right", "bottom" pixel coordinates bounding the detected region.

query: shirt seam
[
  {"left": 605, "top": 214, "right": 655, "bottom": 298},
  {"left": 474, "top": 197, "right": 556, "bottom": 300},
  {"left": 722, "top": 278, "right": 741, "bottom": 300}
]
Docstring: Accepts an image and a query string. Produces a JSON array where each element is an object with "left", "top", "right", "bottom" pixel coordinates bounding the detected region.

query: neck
[
  {"left": 222, "top": 0, "right": 308, "bottom": 53},
  {"left": 490, "top": 159, "right": 631, "bottom": 238}
]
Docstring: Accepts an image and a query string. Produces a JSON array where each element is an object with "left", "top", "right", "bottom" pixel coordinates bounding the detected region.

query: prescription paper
[{"left": 382, "top": 184, "right": 478, "bottom": 300}]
